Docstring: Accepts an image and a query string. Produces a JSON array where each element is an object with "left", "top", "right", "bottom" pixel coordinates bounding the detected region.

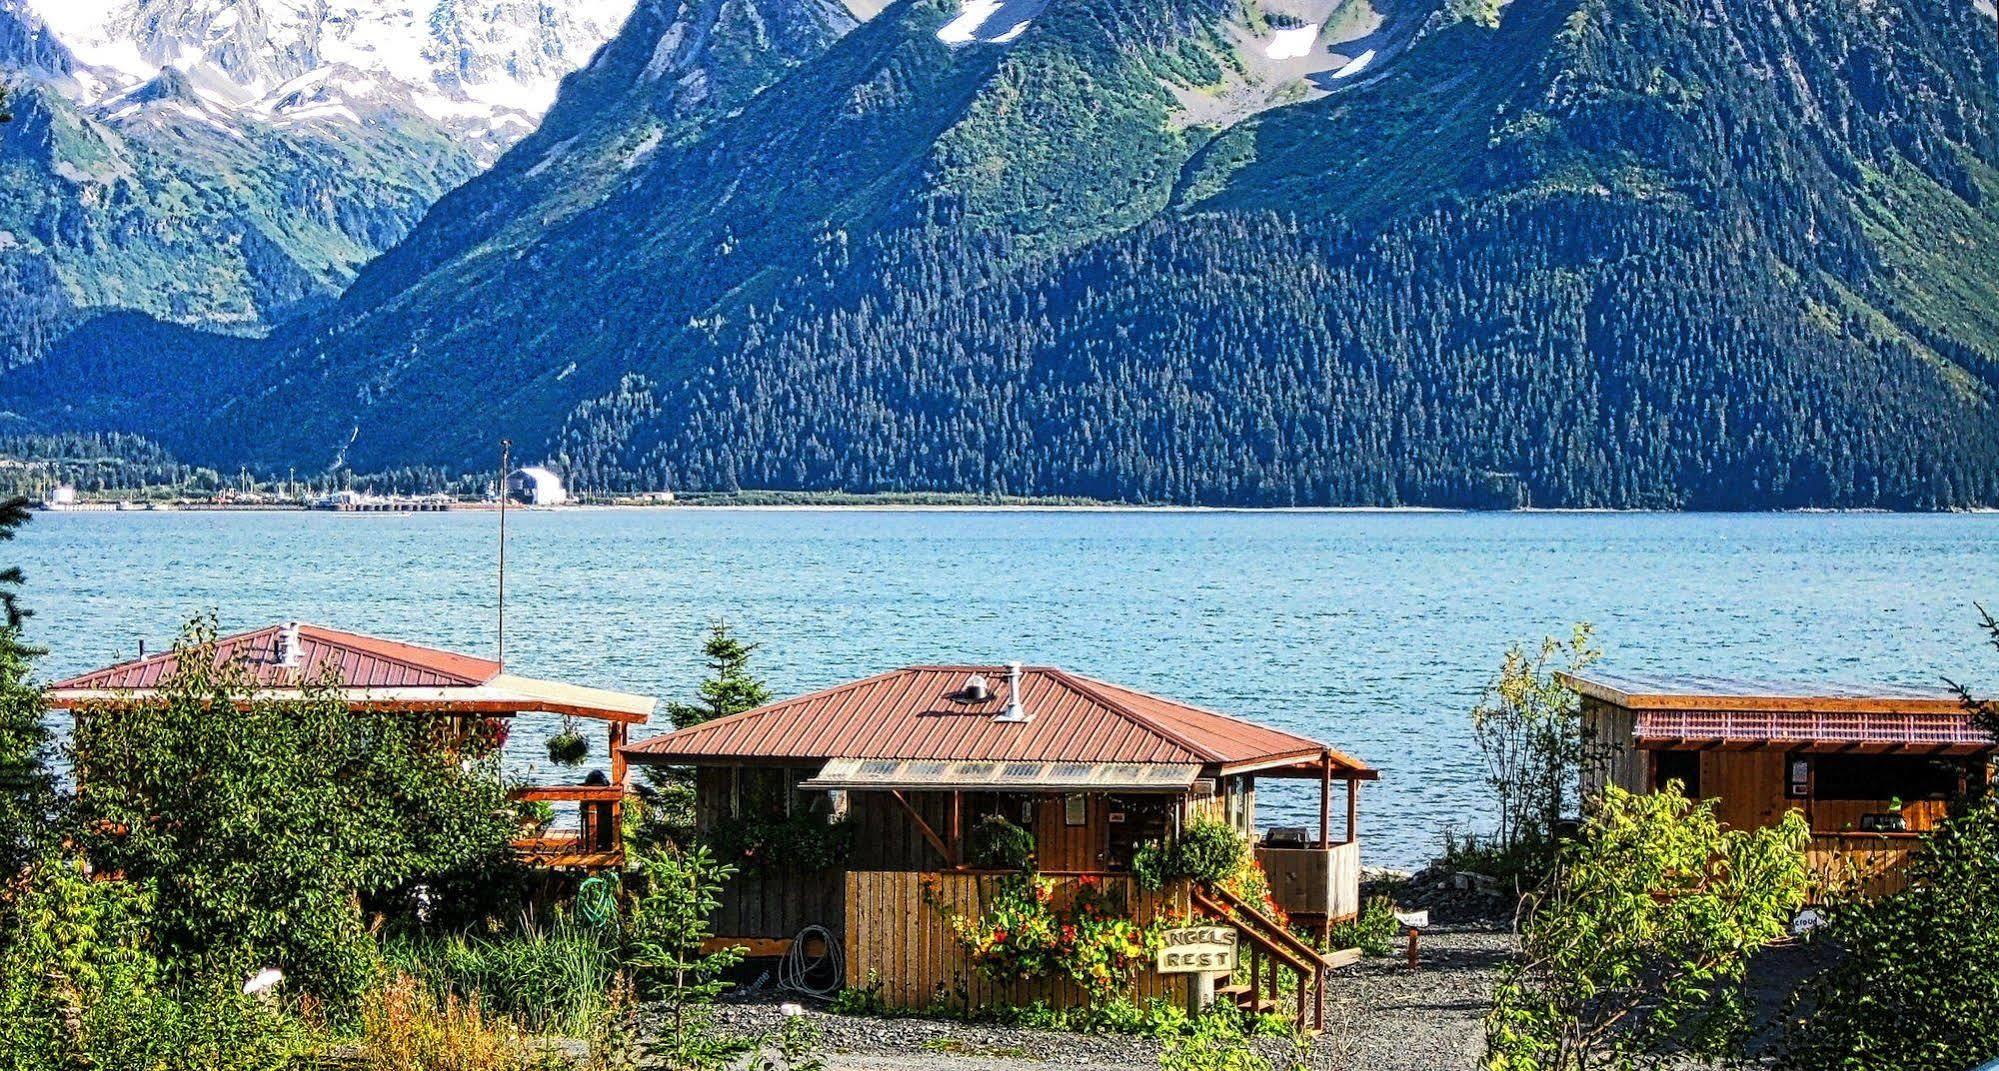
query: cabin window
[
  {"left": 1064, "top": 793, "right": 1088, "bottom": 827},
  {"left": 734, "top": 766, "right": 788, "bottom": 818},
  {"left": 1812, "top": 755, "right": 1962, "bottom": 802},
  {"left": 1223, "top": 776, "right": 1254, "bottom": 833},
  {"left": 1651, "top": 750, "right": 1700, "bottom": 796}
]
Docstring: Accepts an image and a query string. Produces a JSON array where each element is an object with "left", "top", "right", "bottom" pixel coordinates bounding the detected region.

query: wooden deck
[
  {"left": 844, "top": 870, "right": 1192, "bottom": 1013},
  {"left": 1256, "top": 840, "right": 1361, "bottom": 924},
  {"left": 1807, "top": 833, "right": 1920, "bottom": 898}
]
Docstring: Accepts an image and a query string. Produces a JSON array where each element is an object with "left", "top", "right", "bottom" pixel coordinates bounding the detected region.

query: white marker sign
[{"left": 1156, "top": 926, "right": 1238, "bottom": 973}]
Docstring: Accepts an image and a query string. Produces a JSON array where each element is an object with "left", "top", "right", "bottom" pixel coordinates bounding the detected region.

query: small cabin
[
  {"left": 1565, "top": 671, "right": 1994, "bottom": 896},
  {"left": 48, "top": 621, "right": 655, "bottom": 871},
  {"left": 622, "top": 664, "right": 1375, "bottom": 1026}
]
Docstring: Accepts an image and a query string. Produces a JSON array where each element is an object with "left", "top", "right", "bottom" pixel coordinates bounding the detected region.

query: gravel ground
[{"left": 702, "top": 924, "right": 1513, "bottom": 1071}]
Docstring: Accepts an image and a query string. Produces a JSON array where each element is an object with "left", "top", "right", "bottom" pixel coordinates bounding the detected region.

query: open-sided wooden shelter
[
  {"left": 1566, "top": 670, "right": 1994, "bottom": 896},
  {"left": 48, "top": 622, "right": 656, "bottom": 871},
  {"left": 622, "top": 663, "right": 1375, "bottom": 1024}
]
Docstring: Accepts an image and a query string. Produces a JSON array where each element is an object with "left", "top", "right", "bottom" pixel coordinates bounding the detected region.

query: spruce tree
[
  {"left": 665, "top": 623, "right": 771, "bottom": 729},
  {"left": 0, "top": 495, "right": 52, "bottom": 881}
]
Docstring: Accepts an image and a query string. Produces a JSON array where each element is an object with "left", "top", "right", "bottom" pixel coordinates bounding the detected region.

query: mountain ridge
[{"left": 7, "top": 0, "right": 1998, "bottom": 508}]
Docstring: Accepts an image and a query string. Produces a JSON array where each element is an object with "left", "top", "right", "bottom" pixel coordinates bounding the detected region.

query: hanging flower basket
[{"left": 546, "top": 724, "right": 589, "bottom": 766}]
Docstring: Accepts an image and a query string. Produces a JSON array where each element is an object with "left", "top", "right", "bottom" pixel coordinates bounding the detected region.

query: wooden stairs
[{"left": 1193, "top": 884, "right": 1356, "bottom": 1033}]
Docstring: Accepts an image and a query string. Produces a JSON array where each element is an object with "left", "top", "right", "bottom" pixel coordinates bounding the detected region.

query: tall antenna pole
[{"left": 498, "top": 438, "right": 510, "bottom": 669}]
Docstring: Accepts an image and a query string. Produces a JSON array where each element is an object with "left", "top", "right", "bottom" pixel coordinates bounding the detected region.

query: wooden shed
[
  {"left": 623, "top": 663, "right": 1375, "bottom": 1025},
  {"left": 49, "top": 621, "right": 656, "bottom": 871},
  {"left": 1564, "top": 670, "right": 1994, "bottom": 896}
]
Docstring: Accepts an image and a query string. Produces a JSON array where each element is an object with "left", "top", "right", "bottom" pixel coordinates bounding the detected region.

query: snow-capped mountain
[
  {"left": 20, "top": 0, "right": 631, "bottom": 160},
  {"left": 0, "top": 0, "right": 631, "bottom": 369}
]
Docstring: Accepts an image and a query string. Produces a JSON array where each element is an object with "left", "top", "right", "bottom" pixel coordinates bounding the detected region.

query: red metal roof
[
  {"left": 623, "top": 665, "right": 1372, "bottom": 775},
  {"left": 51, "top": 622, "right": 504, "bottom": 691},
  {"left": 1635, "top": 708, "right": 1994, "bottom": 753}
]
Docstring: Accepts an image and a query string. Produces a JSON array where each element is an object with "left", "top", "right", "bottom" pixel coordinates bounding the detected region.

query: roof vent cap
[
  {"left": 276, "top": 622, "right": 302, "bottom": 669},
  {"left": 995, "top": 662, "right": 1031, "bottom": 723},
  {"left": 960, "top": 674, "right": 993, "bottom": 703}
]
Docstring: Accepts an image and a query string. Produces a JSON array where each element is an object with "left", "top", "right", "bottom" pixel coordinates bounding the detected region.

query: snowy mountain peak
[{"left": 17, "top": 0, "right": 633, "bottom": 160}]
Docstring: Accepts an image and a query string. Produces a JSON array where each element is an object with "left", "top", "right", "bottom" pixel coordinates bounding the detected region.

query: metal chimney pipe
[{"left": 997, "top": 662, "right": 1029, "bottom": 723}]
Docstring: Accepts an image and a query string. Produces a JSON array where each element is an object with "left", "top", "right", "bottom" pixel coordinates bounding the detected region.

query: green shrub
[
  {"left": 970, "top": 814, "right": 1036, "bottom": 871},
  {"left": 1159, "top": 1007, "right": 1268, "bottom": 1071},
  {"left": 1780, "top": 801, "right": 1999, "bottom": 1071},
  {"left": 0, "top": 859, "right": 317, "bottom": 1070},
  {"left": 382, "top": 910, "right": 619, "bottom": 1038},
  {"left": 69, "top": 618, "right": 520, "bottom": 1008},
  {"left": 1173, "top": 821, "right": 1248, "bottom": 886},
  {"left": 1485, "top": 786, "right": 1809, "bottom": 1071},
  {"left": 1134, "top": 819, "right": 1248, "bottom": 893},
  {"left": 1324, "top": 895, "right": 1398, "bottom": 957}
]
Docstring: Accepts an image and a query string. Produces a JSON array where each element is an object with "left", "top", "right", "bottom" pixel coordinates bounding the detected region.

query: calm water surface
[{"left": 18, "top": 508, "right": 1999, "bottom": 869}]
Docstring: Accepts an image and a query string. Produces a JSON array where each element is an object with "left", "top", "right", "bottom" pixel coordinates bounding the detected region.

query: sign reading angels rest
[{"left": 1156, "top": 925, "right": 1237, "bottom": 973}]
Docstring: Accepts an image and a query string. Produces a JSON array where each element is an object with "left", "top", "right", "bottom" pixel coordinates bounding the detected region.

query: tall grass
[
  {"left": 358, "top": 973, "right": 539, "bottom": 1071},
  {"left": 382, "top": 910, "right": 620, "bottom": 1039}
]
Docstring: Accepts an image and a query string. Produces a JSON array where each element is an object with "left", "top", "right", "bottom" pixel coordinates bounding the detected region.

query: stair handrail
[
  {"left": 1202, "top": 883, "right": 1332, "bottom": 967},
  {"left": 1190, "top": 887, "right": 1317, "bottom": 975}
]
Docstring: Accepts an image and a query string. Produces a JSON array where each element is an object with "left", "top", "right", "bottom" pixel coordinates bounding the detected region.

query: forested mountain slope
[{"left": 8, "top": 0, "right": 1998, "bottom": 507}]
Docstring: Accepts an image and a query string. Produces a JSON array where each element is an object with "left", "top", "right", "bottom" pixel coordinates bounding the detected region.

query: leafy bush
[
  {"left": 1324, "top": 895, "right": 1398, "bottom": 958},
  {"left": 1485, "top": 786, "right": 1809, "bottom": 1071},
  {"left": 69, "top": 618, "right": 520, "bottom": 1007},
  {"left": 382, "top": 910, "right": 619, "bottom": 1038},
  {"left": 930, "top": 874, "right": 1164, "bottom": 1004},
  {"left": 0, "top": 859, "right": 317, "bottom": 1070},
  {"left": 1158, "top": 1007, "right": 1269, "bottom": 1071},
  {"left": 1780, "top": 801, "right": 1999, "bottom": 1071},
  {"left": 970, "top": 814, "right": 1036, "bottom": 871},
  {"left": 1133, "top": 819, "right": 1248, "bottom": 891}
]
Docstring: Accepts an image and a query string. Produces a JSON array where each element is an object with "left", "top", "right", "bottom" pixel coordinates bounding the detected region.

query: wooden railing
[
  {"left": 1197, "top": 883, "right": 1338, "bottom": 1032},
  {"left": 509, "top": 785, "right": 624, "bottom": 870},
  {"left": 1807, "top": 833, "right": 1920, "bottom": 899},
  {"left": 1255, "top": 839, "right": 1362, "bottom": 923}
]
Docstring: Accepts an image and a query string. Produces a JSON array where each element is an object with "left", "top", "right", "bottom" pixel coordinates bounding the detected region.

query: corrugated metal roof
[
  {"left": 798, "top": 758, "right": 1204, "bottom": 792},
  {"left": 47, "top": 624, "right": 657, "bottom": 724},
  {"left": 1635, "top": 708, "right": 1992, "bottom": 752},
  {"left": 624, "top": 665, "right": 1372, "bottom": 774},
  {"left": 1562, "top": 670, "right": 1973, "bottom": 714},
  {"left": 52, "top": 623, "right": 503, "bottom": 691}
]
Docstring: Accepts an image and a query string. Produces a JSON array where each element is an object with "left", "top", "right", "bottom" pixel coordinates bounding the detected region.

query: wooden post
[
  {"left": 949, "top": 791, "right": 963, "bottom": 868},
  {"left": 1345, "top": 778, "right": 1360, "bottom": 844},
  {"left": 1405, "top": 927, "right": 1419, "bottom": 970},
  {"left": 1248, "top": 943, "right": 1261, "bottom": 1006},
  {"left": 1294, "top": 965, "right": 1307, "bottom": 1026},
  {"left": 1319, "top": 750, "right": 1333, "bottom": 850},
  {"left": 1313, "top": 965, "right": 1324, "bottom": 1032},
  {"left": 608, "top": 723, "right": 628, "bottom": 785}
]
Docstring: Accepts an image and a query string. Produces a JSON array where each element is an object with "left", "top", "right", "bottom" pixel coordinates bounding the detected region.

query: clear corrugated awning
[{"left": 797, "top": 757, "right": 1204, "bottom": 792}]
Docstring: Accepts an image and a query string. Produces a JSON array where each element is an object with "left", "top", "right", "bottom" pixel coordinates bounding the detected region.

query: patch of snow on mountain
[
  {"left": 1329, "top": 47, "right": 1372, "bottom": 78},
  {"left": 936, "top": 0, "right": 1044, "bottom": 45},
  {"left": 937, "top": 0, "right": 1003, "bottom": 43},
  {"left": 1263, "top": 23, "right": 1320, "bottom": 59}
]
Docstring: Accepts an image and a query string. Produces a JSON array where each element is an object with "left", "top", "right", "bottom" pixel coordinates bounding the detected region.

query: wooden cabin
[
  {"left": 622, "top": 663, "right": 1375, "bottom": 1025},
  {"left": 1565, "top": 670, "right": 1994, "bottom": 896},
  {"left": 48, "top": 621, "right": 656, "bottom": 871}
]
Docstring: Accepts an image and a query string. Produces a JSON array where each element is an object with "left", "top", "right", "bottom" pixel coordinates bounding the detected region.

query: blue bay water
[{"left": 18, "top": 508, "right": 1999, "bottom": 870}]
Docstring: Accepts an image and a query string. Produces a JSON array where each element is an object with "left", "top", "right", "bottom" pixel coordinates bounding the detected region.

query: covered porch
[{"left": 47, "top": 621, "right": 657, "bottom": 873}]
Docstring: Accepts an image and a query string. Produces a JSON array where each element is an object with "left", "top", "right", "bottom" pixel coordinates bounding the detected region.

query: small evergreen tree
[
  {"left": 625, "top": 844, "right": 747, "bottom": 1070},
  {"left": 666, "top": 623, "right": 772, "bottom": 729},
  {"left": 0, "top": 496, "right": 52, "bottom": 884}
]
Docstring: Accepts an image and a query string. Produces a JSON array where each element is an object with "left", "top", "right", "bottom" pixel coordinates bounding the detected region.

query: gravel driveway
[{"left": 708, "top": 924, "right": 1513, "bottom": 1071}]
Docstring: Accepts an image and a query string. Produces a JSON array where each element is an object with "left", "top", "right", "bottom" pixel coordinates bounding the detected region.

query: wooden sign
[{"left": 1156, "top": 926, "right": 1238, "bottom": 973}]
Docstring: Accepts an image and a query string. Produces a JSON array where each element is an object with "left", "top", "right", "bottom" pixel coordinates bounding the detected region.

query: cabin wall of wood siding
[
  {"left": 844, "top": 871, "right": 1191, "bottom": 1013},
  {"left": 1581, "top": 699, "right": 1646, "bottom": 798},
  {"left": 847, "top": 791, "right": 955, "bottom": 870},
  {"left": 1699, "top": 751, "right": 1795, "bottom": 831}
]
